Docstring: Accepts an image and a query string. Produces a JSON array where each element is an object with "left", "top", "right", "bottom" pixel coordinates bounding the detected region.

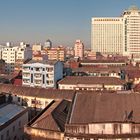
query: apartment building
[
  {"left": 46, "top": 46, "right": 66, "bottom": 61},
  {"left": 0, "top": 42, "right": 32, "bottom": 73},
  {"left": 91, "top": 5, "right": 140, "bottom": 61},
  {"left": 74, "top": 40, "right": 84, "bottom": 59},
  {"left": 22, "top": 60, "right": 63, "bottom": 88}
]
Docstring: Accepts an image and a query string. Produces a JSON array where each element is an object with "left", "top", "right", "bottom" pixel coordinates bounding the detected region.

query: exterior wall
[
  {"left": 32, "top": 44, "right": 42, "bottom": 52},
  {"left": 65, "top": 123, "right": 140, "bottom": 140},
  {"left": 123, "top": 8, "right": 140, "bottom": 57},
  {"left": 0, "top": 110, "right": 28, "bottom": 140},
  {"left": 74, "top": 40, "right": 84, "bottom": 59},
  {"left": 91, "top": 18, "right": 123, "bottom": 54},
  {"left": 91, "top": 6, "right": 140, "bottom": 61},
  {"left": 47, "top": 47, "right": 66, "bottom": 61},
  {"left": 0, "top": 45, "right": 32, "bottom": 73},
  {"left": 59, "top": 84, "right": 124, "bottom": 91},
  {"left": 24, "top": 127, "right": 64, "bottom": 140},
  {"left": 22, "top": 61, "right": 63, "bottom": 88},
  {"left": 6, "top": 94, "right": 53, "bottom": 110},
  {"left": 54, "top": 62, "right": 63, "bottom": 88}
]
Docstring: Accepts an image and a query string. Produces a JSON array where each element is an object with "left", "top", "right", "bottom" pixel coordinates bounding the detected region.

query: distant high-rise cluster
[{"left": 91, "top": 5, "right": 140, "bottom": 61}]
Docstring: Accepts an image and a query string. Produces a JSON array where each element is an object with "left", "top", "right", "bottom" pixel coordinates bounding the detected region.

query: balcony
[
  {"left": 34, "top": 74, "right": 42, "bottom": 79},
  {"left": 23, "top": 68, "right": 30, "bottom": 72}
]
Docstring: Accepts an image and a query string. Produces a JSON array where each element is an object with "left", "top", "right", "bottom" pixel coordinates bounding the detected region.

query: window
[
  {"left": 43, "top": 75, "right": 45, "bottom": 84},
  {"left": 7, "top": 130, "right": 9, "bottom": 137},
  {"left": 19, "top": 121, "right": 21, "bottom": 127},
  {"left": 1, "top": 135, "right": 3, "bottom": 140},
  {"left": 31, "top": 74, "right": 33, "bottom": 83},
  {"left": 18, "top": 97, "right": 20, "bottom": 102},
  {"left": 13, "top": 126, "right": 15, "bottom": 132}
]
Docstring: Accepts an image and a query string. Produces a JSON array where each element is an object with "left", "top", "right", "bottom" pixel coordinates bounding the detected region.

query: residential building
[
  {"left": 46, "top": 46, "right": 66, "bottom": 61},
  {"left": 0, "top": 42, "right": 32, "bottom": 73},
  {"left": 0, "top": 104, "right": 28, "bottom": 140},
  {"left": 22, "top": 60, "right": 63, "bottom": 88},
  {"left": 74, "top": 40, "right": 84, "bottom": 59},
  {"left": 91, "top": 5, "right": 140, "bottom": 61},
  {"left": 58, "top": 76, "right": 126, "bottom": 91}
]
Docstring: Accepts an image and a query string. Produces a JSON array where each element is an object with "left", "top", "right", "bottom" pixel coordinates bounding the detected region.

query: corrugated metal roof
[
  {"left": 0, "top": 104, "right": 26, "bottom": 125},
  {"left": 69, "top": 92, "right": 140, "bottom": 124},
  {"left": 30, "top": 100, "right": 71, "bottom": 132},
  {"left": 58, "top": 76, "right": 126, "bottom": 85},
  {"left": 0, "top": 84, "right": 75, "bottom": 100}
]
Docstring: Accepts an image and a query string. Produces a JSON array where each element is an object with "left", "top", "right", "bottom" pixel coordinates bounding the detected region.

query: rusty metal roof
[
  {"left": 69, "top": 92, "right": 140, "bottom": 124},
  {"left": 0, "top": 84, "right": 75, "bottom": 100}
]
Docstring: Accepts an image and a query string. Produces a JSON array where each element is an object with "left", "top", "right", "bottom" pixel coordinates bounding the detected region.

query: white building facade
[
  {"left": 22, "top": 60, "right": 63, "bottom": 88},
  {"left": 74, "top": 40, "right": 84, "bottom": 59},
  {"left": 91, "top": 5, "right": 140, "bottom": 60},
  {"left": 0, "top": 42, "right": 32, "bottom": 73}
]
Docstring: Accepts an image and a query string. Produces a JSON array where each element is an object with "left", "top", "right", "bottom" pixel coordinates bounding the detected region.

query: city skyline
[{"left": 0, "top": 0, "right": 140, "bottom": 47}]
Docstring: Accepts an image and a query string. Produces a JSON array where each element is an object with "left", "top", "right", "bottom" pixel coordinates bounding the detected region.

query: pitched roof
[
  {"left": 68, "top": 92, "right": 140, "bottom": 124},
  {"left": 58, "top": 76, "right": 126, "bottom": 85},
  {"left": 30, "top": 100, "right": 71, "bottom": 132},
  {"left": 73, "top": 66, "right": 120, "bottom": 73},
  {"left": 0, "top": 84, "right": 75, "bottom": 100}
]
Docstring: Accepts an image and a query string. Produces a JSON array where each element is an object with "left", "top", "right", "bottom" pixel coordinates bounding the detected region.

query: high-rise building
[
  {"left": 91, "top": 5, "right": 140, "bottom": 61},
  {"left": 74, "top": 40, "right": 84, "bottom": 59},
  {"left": 123, "top": 6, "right": 140, "bottom": 60},
  {"left": 44, "top": 39, "right": 52, "bottom": 49}
]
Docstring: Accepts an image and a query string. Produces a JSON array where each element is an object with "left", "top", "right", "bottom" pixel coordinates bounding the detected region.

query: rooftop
[
  {"left": 58, "top": 76, "right": 126, "bottom": 85},
  {"left": 68, "top": 92, "right": 140, "bottom": 124},
  {"left": 28, "top": 99, "right": 71, "bottom": 132},
  {"left": 0, "top": 84, "right": 75, "bottom": 101},
  {"left": 26, "top": 60, "right": 59, "bottom": 65},
  {"left": 0, "top": 104, "right": 26, "bottom": 125}
]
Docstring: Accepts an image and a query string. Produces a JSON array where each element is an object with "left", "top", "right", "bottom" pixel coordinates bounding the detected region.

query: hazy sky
[{"left": 0, "top": 0, "right": 140, "bottom": 47}]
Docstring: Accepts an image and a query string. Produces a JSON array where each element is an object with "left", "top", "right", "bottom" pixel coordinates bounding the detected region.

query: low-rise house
[
  {"left": 0, "top": 104, "right": 28, "bottom": 140},
  {"left": 58, "top": 76, "right": 126, "bottom": 91},
  {"left": 0, "top": 84, "right": 75, "bottom": 110}
]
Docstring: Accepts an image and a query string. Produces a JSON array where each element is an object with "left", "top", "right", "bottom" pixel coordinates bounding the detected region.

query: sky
[{"left": 0, "top": 0, "right": 140, "bottom": 47}]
